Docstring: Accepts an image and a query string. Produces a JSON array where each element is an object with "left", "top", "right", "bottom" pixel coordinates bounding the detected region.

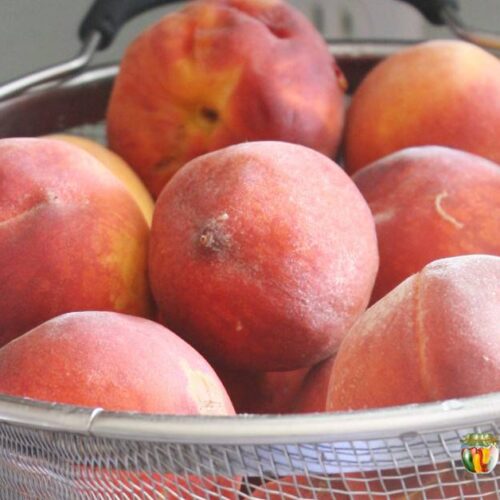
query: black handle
[
  {"left": 396, "top": 0, "right": 458, "bottom": 25},
  {"left": 79, "top": 0, "right": 184, "bottom": 50}
]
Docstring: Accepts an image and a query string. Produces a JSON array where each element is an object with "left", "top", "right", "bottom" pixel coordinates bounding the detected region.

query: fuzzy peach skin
[
  {"left": 49, "top": 134, "right": 154, "bottom": 226},
  {"left": 217, "top": 356, "right": 333, "bottom": 414},
  {"left": 0, "top": 311, "right": 234, "bottom": 414},
  {"left": 216, "top": 366, "right": 309, "bottom": 414},
  {"left": 352, "top": 146, "right": 500, "bottom": 303},
  {"left": 0, "top": 310, "right": 238, "bottom": 500},
  {"left": 344, "top": 40, "right": 500, "bottom": 175},
  {"left": 0, "top": 138, "right": 152, "bottom": 347},
  {"left": 107, "top": 0, "right": 347, "bottom": 197},
  {"left": 327, "top": 255, "right": 500, "bottom": 412},
  {"left": 149, "top": 141, "right": 378, "bottom": 371},
  {"left": 292, "top": 355, "right": 336, "bottom": 413}
]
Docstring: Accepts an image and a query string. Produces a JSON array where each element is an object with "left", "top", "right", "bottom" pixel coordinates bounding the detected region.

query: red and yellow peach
[{"left": 107, "top": 0, "right": 347, "bottom": 196}]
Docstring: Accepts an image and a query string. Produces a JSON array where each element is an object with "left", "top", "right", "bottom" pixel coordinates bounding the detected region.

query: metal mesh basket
[
  {"left": 1, "top": 387, "right": 500, "bottom": 498},
  {"left": 0, "top": 4, "right": 499, "bottom": 495}
]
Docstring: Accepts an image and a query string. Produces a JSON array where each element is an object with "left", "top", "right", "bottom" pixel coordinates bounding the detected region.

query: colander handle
[
  {"left": 79, "top": 0, "right": 184, "bottom": 50},
  {"left": 396, "top": 0, "right": 500, "bottom": 50},
  {"left": 0, "top": 0, "right": 185, "bottom": 100},
  {"left": 396, "top": 0, "right": 458, "bottom": 24}
]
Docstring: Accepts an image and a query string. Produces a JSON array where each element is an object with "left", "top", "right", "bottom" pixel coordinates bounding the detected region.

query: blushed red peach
[
  {"left": 251, "top": 476, "right": 350, "bottom": 499},
  {"left": 49, "top": 134, "right": 154, "bottom": 225},
  {"left": 107, "top": 0, "right": 346, "bottom": 197},
  {"left": 216, "top": 366, "right": 309, "bottom": 414},
  {"left": 149, "top": 141, "right": 378, "bottom": 371},
  {"left": 0, "top": 138, "right": 152, "bottom": 346},
  {"left": 293, "top": 355, "right": 336, "bottom": 413},
  {"left": 0, "top": 311, "right": 238, "bottom": 499},
  {"left": 327, "top": 255, "right": 500, "bottom": 412},
  {"left": 253, "top": 466, "right": 497, "bottom": 499},
  {"left": 352, "top": 146, "right": 500, "bottom": 303},
  {"left": 0, "top": 310, "right": 234, "bottom": 415}
]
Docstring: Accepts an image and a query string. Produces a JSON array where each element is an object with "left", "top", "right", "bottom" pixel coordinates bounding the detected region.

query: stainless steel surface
[
  {"left": 0, "top": 42, "right": 498, "bottom": 498},
  {"left": 0, "top": 41, "right": 411, "bottom": 140},
  {"left": 0, "top": 31, "right": 102, "bottom": 102},
  {"left": 0, "top": 65, "right": 115, "bottom": 139},
  {"left": 0, "top": 391, "right": 499, "bottom": 446},
  {"left": 442, "top": 4, "right": 500, "bottom": 52},
  {"left": 0, "top": 41, "right": 403, "bottom": 140},
  {"left": 328, "top": 40, "right": 416, "bottom": 57},
  {"left": 0, "top": 396, "right": 498, "bottom": 497}
]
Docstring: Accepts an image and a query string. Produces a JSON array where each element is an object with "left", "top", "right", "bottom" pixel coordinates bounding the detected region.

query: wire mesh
[{"left": 0, "top": 418, "right": 499, "bottom": 499}]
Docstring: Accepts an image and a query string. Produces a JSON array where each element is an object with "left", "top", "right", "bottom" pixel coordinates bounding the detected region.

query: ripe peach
[
  {"left": 344, "top": 40, "right": 500, "bottom": 174},
  {"left": 0, "top": 138, "right": 152, "bottom": 346},
  {"left": 0, "top": 311, "right": 234, "bottom": 414},
  {"left": 251, "top": 473, "right": 443, "bottom": 499},
  {"left": 327, "top": 255, "right": 500, "bottom": 412},
  {"left": 340, "top": 465, "right": 498, "bottom": 499},
  {"left": 150, "top": 141, "right": 378, "bottom": 371},
  {"left": 251, "top": 476, "right": 350, "bottom": 499},
  {"left": 216, "top": 366, "right": 309, "bottom": 414},
  {"left": 252, "top": 466, "right": 497, "bottom": 499},
  {"left": 293, "top": 355, "right": 336, "bottom": 413},
  {"left": 0, "top": 310, "right": 237, "bottom": 500},
  {"left": 97, "top": 471, "right": 241, "bottom": 499},
  {"left": 107, "top": 0, "right": 347, "bottom": 197},
  {"left": 352, "top": 146, "right": 500, "bottom": 303},
  {"left": 49, "top": 134, "right": 154, "bottom": 225},
  {"left": 217, "top": 355, "right": 335, "bottom": 414}
]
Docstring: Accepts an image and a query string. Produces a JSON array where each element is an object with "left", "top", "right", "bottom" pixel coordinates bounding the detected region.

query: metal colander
[
  {"left": 0, "top": 389, "right": 500, "bottom": 498},
  {"left": 0, "top": 0, "right": 499, "bottom": 498}
]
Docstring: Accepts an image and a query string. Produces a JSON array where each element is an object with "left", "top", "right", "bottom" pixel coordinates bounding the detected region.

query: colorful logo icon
[{"left": 461, "top": 433, "right": 499, "bottom": 474}]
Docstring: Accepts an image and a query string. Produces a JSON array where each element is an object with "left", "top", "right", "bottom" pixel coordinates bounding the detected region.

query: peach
[
  {"left": 216, "top": 366, "right": 309, "bottom": 414},
  {"left": 251, "top": 475, "right": 350, "bottom": 499},
  {"left": 49, "top": 134, "right": 154, "bottom": 225},
  {"left": 149, "top": 141, "right": 378, "bottom": 371},
  {"left": 217, "top": 356, "right": 335, "bottom": 414},
  {"left": 352, "top": 146, "right": 500, "bottom": 303},
  {"left": 95, "top": 471, "right": 240, "bottom": 499},
  {"left": 339, "top": 465, "right": 498, "bottom": 499},
  {"left": 107, "top": 0, "right": 347, "bottom": 197},
  {"left": 327, "top": 255, "right": 500, "bottom": 412},
  {"left": 253, "top": 465, "right": 498, "bottom": 499},
  {"left": 344, "top": 40, "right": 500, "bottom": 175},
  {"left": 0, "top": 310, "right": 234, "bottom": 414},
  {"left": 0, "top": 138, "right": 152, "bottom": 346},
  {"left": 0, "top": 310, "right": 237, "bottom": 499},
  {"left": 292, "top": 355, "right": 336, "bottom": 413}
]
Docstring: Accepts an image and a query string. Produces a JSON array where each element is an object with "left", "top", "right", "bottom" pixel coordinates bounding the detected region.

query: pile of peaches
[{"left": 0, "top": 0, "right": 498, "bottom": 442}]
